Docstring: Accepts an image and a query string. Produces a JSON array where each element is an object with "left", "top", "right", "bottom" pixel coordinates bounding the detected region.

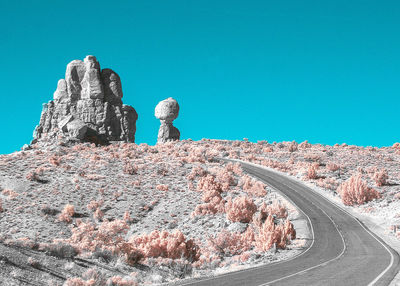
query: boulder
[
  {"left": 155, "top": 97, "right": 179, "bottom": 122},
  {"left": 67, "top": 119, "right": 87, "bottom": 140},
  {"left": 228, "top": 222, "right": 248, "bottom": 233},
  {"left": 58, "top": 115, "right": 74, "bottom": 132},
  {"left": 155, "top": 97, "right": 180, "bottom": 144}
]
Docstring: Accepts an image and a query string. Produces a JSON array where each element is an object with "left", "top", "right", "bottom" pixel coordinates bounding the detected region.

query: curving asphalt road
[{"left": 180, "top": 160, "right": 400, "bottom": 286}]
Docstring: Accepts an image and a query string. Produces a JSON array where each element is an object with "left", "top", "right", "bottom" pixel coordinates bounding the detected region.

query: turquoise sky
[{"left": 1, "top": 0, "right": 399, "bottom": 154}]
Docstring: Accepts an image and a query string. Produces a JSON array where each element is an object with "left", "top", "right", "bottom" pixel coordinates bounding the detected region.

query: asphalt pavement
[{"left": 179, "top": 160, "right": 400, "bottom": 286}]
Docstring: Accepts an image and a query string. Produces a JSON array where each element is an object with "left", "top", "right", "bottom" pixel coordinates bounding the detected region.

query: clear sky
[{"left": 1, "top": 0, "right": 399, "bottom": 154}]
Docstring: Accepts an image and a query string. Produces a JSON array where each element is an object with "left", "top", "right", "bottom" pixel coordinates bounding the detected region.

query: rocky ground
[
  {"left": 0, "top": 140, "right": 303, "bottom": 285},
  {"left": 2, "top": 138, "right": 398, "bottom": 285}
]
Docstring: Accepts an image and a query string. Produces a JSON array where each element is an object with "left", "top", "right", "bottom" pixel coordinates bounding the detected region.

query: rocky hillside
[{"left": 0, "top": 140, "right": 302, "bottom": 285}]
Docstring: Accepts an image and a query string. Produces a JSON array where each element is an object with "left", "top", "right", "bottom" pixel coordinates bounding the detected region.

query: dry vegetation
[
  {"left": 0, "top": 140, "right": 301, "bottom": 285},
  {"left": 223, "top": 139, "right": 400, "bottom": 240},
  {"left": 1, "top": 138, "right": 398, "bottom": 284}
]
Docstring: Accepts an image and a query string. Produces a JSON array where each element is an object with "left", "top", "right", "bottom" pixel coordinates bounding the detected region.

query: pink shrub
[
  {"left": 306, "top": 164, "right": 318, "bottom": 179},
  {"left": 254, "top": 215, "right": 276, "bottom": 251},
  {"left": 2, "top": 189, "right": 18, "bottom": 199},
  {"left": 240, "top": 175, "right": 267, "bottom": 197},
  {"left": 284, "top": 219, "right": 296, "bottom": 240},
  {"left": 156, "top": 184, "right": 169, "bottom": 191},
  {"left": 254, "top": 215, "right": 296, "bottom": 251},
  {"left": 87, "top": 200, "right": 104, "bottom": 211},
  {"left": 263, "top": 146, "right": 273, "bottom": 153},
  {"left": 59, "top": 219, "right": 130, "bottom": 254},
  {"left": 267, "top": 201, "right": 288, "bottom": 219},
  {"left": 226, "top": 196, "right": 257, "bottom": 223},
  {"left": 225, "top": 162, "right": 243, "bottom": 175},
  {"left": 202, "top": 189, "right": 222, "bottom": 203},
  {"left": 193, "top": 173, "right": 226, "bottom": 216},
  {"left": 215, "top": 168, "right": 236, "bottom": 191},
  {"left": 187, "top": 165, "right": 208, "bottom": 181},
  {"left": 123, "top": 161, "right": 138, "bottom": 175},
  {"left": 192, "top": 200, "right": 225, "bottom": 216},
  {"left": 208, "top": 228, "right": 254, "bottom": 256},
  {"left": 197, "top": 175, "right": 222, "bottom": 192},
  {"left": 193, "top": 188, "right": 225, "bottom": 216},
  {"left": 326, "top": 163, "right": 340, "bottom": 172},
  {"left": 49, "top": 155, "right": 61, "bottom": 166},
  {"left": 63, "top": 268, "right": 103, "bottom": 286},
  {"left": 93, "top": 208, "right": 104, "bottom": 220},
  {"left": 337, "top": 174, "right": 381, "bottom": 206},
  {"left": 288, "top": 141, "right": 298, "bottom": 152},
  {"left": 26, "top": 171, "right": 39, "bottom": 181},
  {"left": 58, "top": 204, "right": 75, "bottom": 223},
  {"left": 372, "top": 169, "right": 388, "bottom": 187},
  {"left": 316, "top": 177, "right": 339, "bottom": 190},
  {"left": 250, "top": 181, "right": 267, "bottom": 197},
  {"left": 304, "top": 154, "right": 321, "bottom": 162},
  {"left": 124, "top": 211, "right": 132, "bottom": 222},
  {"left": 299, "top": 140, "right": 311, "bottom": 149},
  {"left": 85, "top": 174, "right": 105, "bottom": 181},
  {"left": 128, "top": 230, "right": 200, "bottom": 262}
]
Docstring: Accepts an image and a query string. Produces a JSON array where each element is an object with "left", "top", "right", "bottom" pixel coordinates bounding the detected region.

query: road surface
[{"left": 180, "top": 160, "right": 400, "bottom": 286}]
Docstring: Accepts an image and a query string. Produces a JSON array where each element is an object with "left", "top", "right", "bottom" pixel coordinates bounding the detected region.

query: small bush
[
  {"left": 156, "top": 184, "right": 169, "bottom": 191},
  {"left": 26, "top": 171, "right": 40, "bottom": 181},
  {"left": 306, "top": 164, "right": 318, "bottom": 179},
  {"left": 208, "top": 228, "right": 254, "bottom": 256},
  {"left": 41, "top": 205, "right": 59, "bottom": 216},
  {"left": 254, "top": 215, "right": 296, "bottom": 251},
  {"left": 197, "top": 175, "right": 222, "bottom": 192},
  {"left": 123, "top": 161, "right": 138, "bottom": 175},
  {"left": 337, "top": 174, "right": 381, "bottom": 206},
  {"left": 49, "top": 155, "right": 61, "bottom": 166},
  {"left": 43, "top": 243, "right": 78, "bottom": 258},
  {"left": 129, "top": 230, "right": 200, "bottom": 262},
  {"left": 326, "top": 163, "right": 340, "bottom": 172},
  {"left": 288, "top": 141, "right": 298, "bottom": 152},
  {"left": 226, "top": 196, "right": 257, "bottom": 223},
  {"left": 372, "top": 169, "right": 388, "bottom": 187},
  {"left": 59, "top": 204, "right": 75, "bottom": 223}
]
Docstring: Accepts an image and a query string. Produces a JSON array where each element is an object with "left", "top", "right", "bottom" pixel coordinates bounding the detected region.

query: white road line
[
  {"left": 181, "top": 160, "right": 396, "bottom": 286},
  {"left": 256, "top": 176, "right": 346, "bottom": 285},
  {"left": 240, "top": 160, "right": 396, "bottom": 286},
  {"left": 302, "top": 179, "right": 396, "bottom": 286},
  {"left": 179, "top": 167, "right": 316, "bottom": 286}
]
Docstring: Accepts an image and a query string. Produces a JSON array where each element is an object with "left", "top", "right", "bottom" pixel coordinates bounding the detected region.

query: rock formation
[
  {"left": 32, "top": 56, "right": 138, "bottom": 145},
  {"left": 155, "top": 97, "right": 180, "bottom": 143}
]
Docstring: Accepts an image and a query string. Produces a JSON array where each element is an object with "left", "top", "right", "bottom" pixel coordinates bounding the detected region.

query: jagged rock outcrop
[
  {"left": 32, "top": 55, "right": 138, "bottom": 145},
  {"left": 155, "top": 97, "right": 180, "bottom": 143}
]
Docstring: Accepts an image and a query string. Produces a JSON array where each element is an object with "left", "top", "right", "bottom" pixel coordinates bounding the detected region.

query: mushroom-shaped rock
[{"left": 155, "top": 97, "right": 180, "bottom": 144}]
